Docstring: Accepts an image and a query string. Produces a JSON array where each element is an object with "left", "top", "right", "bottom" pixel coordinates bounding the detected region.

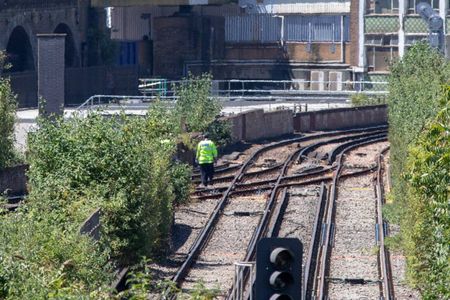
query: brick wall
[
  {"left": 38, "top": 34, "right": 65, "bottom": 116},
  {"left": 153, "top": 16, "right": 200, "bottom": 79},
  {"left": 225, "top": 42, "right": 351, "bottom": 63},
  {"left": 349, "top": 0, "right": 360, "bottom": 67}
]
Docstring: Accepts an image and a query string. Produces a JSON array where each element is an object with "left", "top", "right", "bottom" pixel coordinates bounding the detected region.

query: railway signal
[{"left": 255, "top": 238, "right": 302, "bottom": 300}]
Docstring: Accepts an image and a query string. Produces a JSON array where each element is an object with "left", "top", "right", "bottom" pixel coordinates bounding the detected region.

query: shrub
[
  {"left": 174, "top": 73, "right": 222, "bottom": 133},
  {"left": 388, "top": 43, "right": 449, "bottom": 208},
  {"left": 388, "top": 43, "right": 450, "bottom": 299},
  {"left": 404, "top": 93, "right": 450, "bottom": 299},
  {"left": 27, "top": 112, "right": 179, "bottom": 264},
  {"left": 0, "top": 76, "right": 17, "bottom": 169},
  {"left": 0, "top": 211, "right": 113, "bottom": 299}
]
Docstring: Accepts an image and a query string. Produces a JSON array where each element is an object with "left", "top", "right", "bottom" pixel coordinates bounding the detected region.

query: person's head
[{"left": 203, "top": 133, "right": 210, "bottom": 140}]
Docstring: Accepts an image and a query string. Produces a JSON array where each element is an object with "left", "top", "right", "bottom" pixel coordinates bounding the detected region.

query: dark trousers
[{"left": 199, "top": 163, "right": 214, "bottom": 186}]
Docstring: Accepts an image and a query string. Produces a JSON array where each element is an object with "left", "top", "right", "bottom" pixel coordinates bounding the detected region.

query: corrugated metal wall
[
  {"left": 226, "top": 14, "right": 350, "bottom": 43},
  {"left": 242, "top": 0, "right": 351, "bottom": 14},
  {"left": 225, "top": 15, "right": 281, "bottom": 42},
  {"left": 284, "top": 15, "right": 350, "bottom": 42}
]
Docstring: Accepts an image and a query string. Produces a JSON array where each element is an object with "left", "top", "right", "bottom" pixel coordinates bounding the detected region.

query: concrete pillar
[
  {"left": 398, "top": 0, "right": 406, "bottom": 57},
  {"left": 37, "top": 34, "right": 65, "bottom": 117}
]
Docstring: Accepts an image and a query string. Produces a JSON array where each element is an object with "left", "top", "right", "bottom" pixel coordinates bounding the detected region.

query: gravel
[
  {"left": 181, "top": 195, "right": 267, "bottom": 295},
  {"left": 277, "top": 185, "right": 321, "bottom": 268},
  {"left": 327, "top": 143, "right": 384, "bottom": 299}
]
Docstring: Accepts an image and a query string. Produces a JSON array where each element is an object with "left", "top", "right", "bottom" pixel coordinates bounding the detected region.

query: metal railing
[
  {"left": 78, "top": 79, "right": 388, "bottom": 111},
  {"left": 139, "top": 79, "right": 388, "bottom": 96},
  {"left": 232, "top": 262, "right": 255, "bottom": 300}
]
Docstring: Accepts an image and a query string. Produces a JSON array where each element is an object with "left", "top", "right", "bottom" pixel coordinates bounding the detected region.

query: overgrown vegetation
[
  {"left": 388, "top": 43, "right": 449, "bottom": 208},
  {"left": 405, "top": 96, "right": 450, "bottom": 298},
  {"left": 0, "top": 52, "right": 18, "bottom": 169},
  {"left": 387, "top": 43, "right": 450, "bottom": 299},
  {"left": 0, "top": 73, "right": 229, "bottom": 298}
]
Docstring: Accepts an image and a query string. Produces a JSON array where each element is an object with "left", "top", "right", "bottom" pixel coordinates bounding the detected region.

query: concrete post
[{"left": 37, "top": 34, "right": 65, "bottom": 117}]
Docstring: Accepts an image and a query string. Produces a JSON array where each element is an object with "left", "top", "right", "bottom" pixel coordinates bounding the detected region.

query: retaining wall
[
  {"left": 0, "top": 164, "right": 28, "bottom": 196},
  {"left": 293, "top": 105, "right": 387, "bottom": 132},
  {"left": 226, "top": 109, "right": 294, "bottom": 142}
]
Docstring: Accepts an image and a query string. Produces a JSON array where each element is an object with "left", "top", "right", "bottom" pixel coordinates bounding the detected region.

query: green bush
[
  {"left": 0, "top": 211, "right": 113, "bottom": 299},
  {"left": 404, "top": 93, "right": 450, "bottom": 299},
  {"left": 388, "top": 43, "right": 449, "bottom": 208},
  {"left": 174, "top": 73, "right": 222, "bottom": 133},
  {"left": 206, "top": 119, "right": 232, "bottom": 148},
  {"left": 387, "top": 43, "right": 450, "bottom": 299},
  {"left": 27, "top": 112, "right": 180, "bottom": 264},
  {"left": 0, "top": 76, "right": 18, "bottom": 170}
]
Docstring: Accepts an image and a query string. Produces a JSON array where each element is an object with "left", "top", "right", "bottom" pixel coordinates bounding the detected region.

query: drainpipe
[
  {"left": 439, "top": 0, "right": 447, "bottom": 56},
  {"left": 354, "top": 0, "right": 366, "bottom": 90},
  {"left": 358, "top": 0, "right": 365, "bottom": 68},
  {"left": 399, "top": 0, "right": 406, "bottom": 57},
  {"left": 340, "top": 15, "right": 345, "bottom": 63}
]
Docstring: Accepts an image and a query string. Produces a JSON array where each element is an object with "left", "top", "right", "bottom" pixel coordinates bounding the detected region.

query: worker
[{"left": 196, "top": 133, "right": 218, "bottom": 187}]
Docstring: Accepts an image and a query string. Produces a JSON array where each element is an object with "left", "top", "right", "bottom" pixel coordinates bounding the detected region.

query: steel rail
[
  {"left": 169, "top": 132, "right": 336, "bottom": 294},
  {"left": 166, "top": 126, "right": 388, "bottom": 298},
  {"left": 376, "top": 146, "right": 394, "bottom": 300},
  {"left": 316, "top": 136, "right": 388, "bottom": 299},
  {"left": 194, "top": 129, "right": 387, "bottom": 197},
  {"left": 303, "top": 183, "right": 328, "bottom": 300},
  {"left": 193, "top": 163, "right": 284, "bottom": 185},
  {"left": 192, "top": 163, "right": 242, "bottom": 178},
  {"left": 228, "top": 133, "right": 387, "bottom": 300}
]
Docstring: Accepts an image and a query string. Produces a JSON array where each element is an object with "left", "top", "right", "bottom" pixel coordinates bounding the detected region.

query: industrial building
[{"left": 94, "top": 0, "right": 449, "bottom": 88}]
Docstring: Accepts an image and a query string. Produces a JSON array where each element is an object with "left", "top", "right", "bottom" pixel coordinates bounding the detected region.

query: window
[
  {"left": 367, "top": 46, "right": 399, "bottom": 71},
  {"left": 405, "top": 34, "right": 428, "bottom": 45},
  {"left": 365, "top": 34, "right": 398, "bottom": 46},
  {"left": 408, "top": 0, "right": 439, "bottom": 14},
  {"left": 367, "top": 0, "right": 399, "bottom": 14}
]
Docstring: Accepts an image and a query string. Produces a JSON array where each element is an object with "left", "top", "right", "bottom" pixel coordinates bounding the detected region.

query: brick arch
[
  {"left": 5, "top": 25, "right": 35, "bottom": 72},
  {"left": 54, "top": 23, "right": 79, "bottom": 67}
]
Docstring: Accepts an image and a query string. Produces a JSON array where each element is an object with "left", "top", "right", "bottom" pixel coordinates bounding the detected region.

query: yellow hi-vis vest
[{"left": 196, "top": 139, "right": 218, "bottom": 164}]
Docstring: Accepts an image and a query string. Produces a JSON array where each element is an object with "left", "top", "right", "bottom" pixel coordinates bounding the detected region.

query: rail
[
  {"left": 376, "top": 146, "right": 394, "bottom": 300},
  {"left": 315, "top": 136, "right": 388, "bottom": 299}
]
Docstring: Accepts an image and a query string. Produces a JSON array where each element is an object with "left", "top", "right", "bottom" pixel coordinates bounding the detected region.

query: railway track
[
  {"left": 307, "top": 141, "right": 394, "bottom": 300},
  {"left": 161, "top": 126, "right": 389, "bottom": 299}
]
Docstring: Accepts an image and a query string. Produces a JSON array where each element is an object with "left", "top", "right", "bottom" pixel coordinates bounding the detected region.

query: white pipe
[
  {"left": 399, "top": 0, "right": 406, "bottom": 57},
  {"left": 358, "top": 0, "right": 366, "bottom": 68},
  {"left": 340, "top": 15, "right": 345, "bottom": 63}
]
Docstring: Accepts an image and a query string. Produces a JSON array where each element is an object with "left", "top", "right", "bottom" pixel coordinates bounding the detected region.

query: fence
[{"left": 78, "top": 78, "right": 388, "bottom": 111}]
